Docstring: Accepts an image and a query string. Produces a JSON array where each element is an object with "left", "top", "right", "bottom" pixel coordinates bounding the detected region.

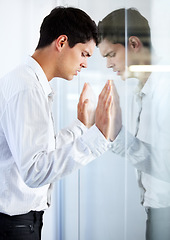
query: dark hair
[
  {"left": 98, "top": 8, "right": 151, "bottom": 50},
  {"left": 36, "top": 6, "right": 97, "bottom": 49}
]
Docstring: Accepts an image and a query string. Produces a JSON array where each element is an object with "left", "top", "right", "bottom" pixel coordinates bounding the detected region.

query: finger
[
  {"left": 112, "top": 82, "right": 120, "bottom": 103},
  {"left": 103, "top": 81, "right": 113, "bottom": 107},
  {"left": 78, "top": 86, "right": 87, "bottom": 112},
  {"left": 108, "top": 80, "right": 120, "bottom": 105},
  {"left": 109, "top": 95, "right": 113, "bottom": 109},
  {"left": 99, "top": 80, "right": 110, "bottom": 98},
  {"left": 82, "top": 99, "right": 88, "bottom": 112},
  {"left": 98, "top": 80, "right": 111, "bottom": 106},
  {"left": 79, "top": 83, "right": 88, "bottom": 104},
  {"left": 105, "top": 93, "right": 113, "bottom": 112},
  {"left": 84, "top": 99, "right": 89, "bottom": 104},
  {"left": 104, "top": 81, "right": 112, "bottom": 104}
]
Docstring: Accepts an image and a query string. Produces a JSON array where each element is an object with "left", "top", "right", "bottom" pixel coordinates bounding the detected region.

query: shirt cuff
[
  {"left": 68, "top": 119, "right": 88, "bottom": 135},
  {"left": 111, "top": 126, "right": 134, "bottom": 155},
  {"left": 79, "top": 124, "right": 112, "bottom": 158}
]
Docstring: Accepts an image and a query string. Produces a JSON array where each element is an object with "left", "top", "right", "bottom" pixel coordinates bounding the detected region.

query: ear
[
  {"left": 128, "top": 36, "right": 142, "bottom": 52},
  {"left": 55, "top": 35, "right": 68, "bottom": 52}
]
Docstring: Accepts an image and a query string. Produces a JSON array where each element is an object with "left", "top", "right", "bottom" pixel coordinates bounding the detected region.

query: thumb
[{"left": 82, "top": 99, "right": 89, "bottom": 111}]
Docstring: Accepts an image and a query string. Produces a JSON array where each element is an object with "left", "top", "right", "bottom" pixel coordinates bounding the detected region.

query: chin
[
  {"left": 68, "top": 76, "right": 74, "bottom": 81},
  {"left": 121, "top": 70, "right": 131, "bottom": 81},
  {"left": 64, "top": 75, "right": 74, "bottom": 81},
  {"left": 119, "top": 73, "right": 125, "bottom": 81}
]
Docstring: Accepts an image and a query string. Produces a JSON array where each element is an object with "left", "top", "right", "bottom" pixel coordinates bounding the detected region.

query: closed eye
[
  {"left": 104, "top": 51, "right": 116, "bottom": 58},
  {"left": 81, "top": 52, "right": 91, "bottom": 57},
  {"left": 109, "top": 52, "right": 116, "bottom": 57}
]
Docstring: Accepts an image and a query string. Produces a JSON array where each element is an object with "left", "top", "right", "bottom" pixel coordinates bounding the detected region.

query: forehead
[
  {"left": 75, "top": 40, "right": 96, "bottom": 55},
  {"left": 98, "top": 39, "right": 125, "bottom": 56}
]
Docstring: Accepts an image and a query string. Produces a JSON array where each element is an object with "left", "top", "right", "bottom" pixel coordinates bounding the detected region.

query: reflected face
[
  {"left": 57, "top": 39, "right": 96, "bottom": 80},
  {"left": 98, "top": 39, "right": 128, "bottom": 80}
]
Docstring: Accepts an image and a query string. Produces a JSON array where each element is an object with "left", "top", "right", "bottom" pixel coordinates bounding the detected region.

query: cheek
[
  {"left": 69, "top": 53, "right": 80, "bottom": 67},
  {"left": 126, "top": 51, "right": 135, "bottom": 67},
  {"left": 118, "top": 56, "right": 125, "bottom": 69},
  {"left": 118, "top": 50, "right": 126, "bottom": 66}
]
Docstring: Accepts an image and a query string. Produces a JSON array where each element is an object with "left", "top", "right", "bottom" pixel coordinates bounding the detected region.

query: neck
[
  {"left": 134, "top": 48, "right": 152, "bottom": 86},
  {"left": 135, "top": 50, "right": 160, "bottom": 89},
  {"left": 32, "top": 46, "right": 56, "bottom": 81}
]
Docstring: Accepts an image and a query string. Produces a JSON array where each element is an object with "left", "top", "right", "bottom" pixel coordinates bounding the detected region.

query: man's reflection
[{"left": 98, "top": 8, "right": 170, "bottom": 240}]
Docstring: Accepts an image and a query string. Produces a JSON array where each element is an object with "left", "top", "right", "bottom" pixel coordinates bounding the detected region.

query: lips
[
  {"left": 76, "top": 69, "right": 81, "bottom": 75},
  {"left": 75, "top": 69, "right": 80, "bottom": 76},
  {"left": 113, "top": 68, "right": 120, "bottom": 75}
]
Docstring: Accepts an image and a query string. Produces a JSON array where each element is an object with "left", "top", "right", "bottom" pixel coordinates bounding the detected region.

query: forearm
[
  {"left": 56, "top": 119, "right": 88, "bottom": 145},
  {"left": 112, "top": 126, "right": 170, "bottom": 182},
  {"left": 21, "top": 125, "right": 111, "bottom": 188}
]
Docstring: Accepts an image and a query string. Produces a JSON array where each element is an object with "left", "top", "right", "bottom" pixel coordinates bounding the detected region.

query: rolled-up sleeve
[{"left": 2, "top": 87, "right": 111, "bottom": 188}]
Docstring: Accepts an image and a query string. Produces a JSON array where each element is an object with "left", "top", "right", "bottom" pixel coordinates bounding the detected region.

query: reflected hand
[
  {"left": 77, "top": 82, "right": 96, "bottom": 128},
  {"left": 95, "top": 80, "right": 113, "bottom": 139},
  {"left": 109, "top": 81, "right": 122, "bottom": 141}
]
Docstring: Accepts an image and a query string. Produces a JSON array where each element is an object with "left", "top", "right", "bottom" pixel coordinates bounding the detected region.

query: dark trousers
[
  {"left": 0, "top": 211, "right": 44, "bottom": 240},
  {"left": 146, "top": 207, "right": 170, "bottom": 240}
]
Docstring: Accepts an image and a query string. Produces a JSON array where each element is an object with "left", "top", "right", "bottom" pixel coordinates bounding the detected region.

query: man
[
  {"left": 98, "top": 8, "right": 170, "bottom": 240},
  {"left": 0, "top": 6, "right": 114, "bottom": 239}
]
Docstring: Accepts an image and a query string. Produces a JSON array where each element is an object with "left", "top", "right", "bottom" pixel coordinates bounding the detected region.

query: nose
[
  {"left": 106, "top": 58, "right": 115, "bottom": 69},
  {"left": 80, "top": 59, "right": 87, "bottom": 68}
]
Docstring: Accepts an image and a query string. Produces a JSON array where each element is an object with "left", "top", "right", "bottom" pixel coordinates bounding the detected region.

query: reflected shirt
[
  {"left": 112, "top": 59, "right": 170, "bottom": 208},
  {"left": 0, "top": 56, "right": 111, "bottom": 216}
]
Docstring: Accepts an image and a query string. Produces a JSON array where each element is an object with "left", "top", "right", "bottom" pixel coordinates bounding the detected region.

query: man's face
[
  {"left": 57, "top": 39, "right": 96, "bottom": 80},
  {"left": 98, "top": 39, "right": 131, "bottom": 80}
]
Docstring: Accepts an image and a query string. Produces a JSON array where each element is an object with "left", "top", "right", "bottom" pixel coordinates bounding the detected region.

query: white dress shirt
[
  {"left": 112, "top": 58, "right": 170, "bottom": 208},
  {"left": 0, "top": 56, "right": 111, "bottom": 216}
]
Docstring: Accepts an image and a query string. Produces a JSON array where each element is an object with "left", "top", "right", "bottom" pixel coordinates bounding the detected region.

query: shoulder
[{"left": 0, "top": 63, "right": 40, "bottom": 102}]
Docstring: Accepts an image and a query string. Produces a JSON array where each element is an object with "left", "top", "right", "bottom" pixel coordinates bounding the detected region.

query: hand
[
  {"left": 109, "top": 81, "right": 122, "bottom": 141},
  {"left": 77, "top": 82, "right": 96, "bottom": 128},
  {"left": 95, "top": 80, "right": 113, "bottom": 139}
]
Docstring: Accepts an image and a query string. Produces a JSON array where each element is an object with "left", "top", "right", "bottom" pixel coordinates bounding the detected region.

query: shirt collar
[
  {"left": 139, "top": 57, "right": 168, "bottom": 98},
  {"left": 25, "top": 55, "right": 53, "bottom": 98},
  {"left": 134, "top": 72, "right": 158, "bottom": 103},
  {"left": 136, "top": 65, "right": 163, "bottom": 99},
  {"left": 141, "top": 74, "right": 154, "bottom": 96}
]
